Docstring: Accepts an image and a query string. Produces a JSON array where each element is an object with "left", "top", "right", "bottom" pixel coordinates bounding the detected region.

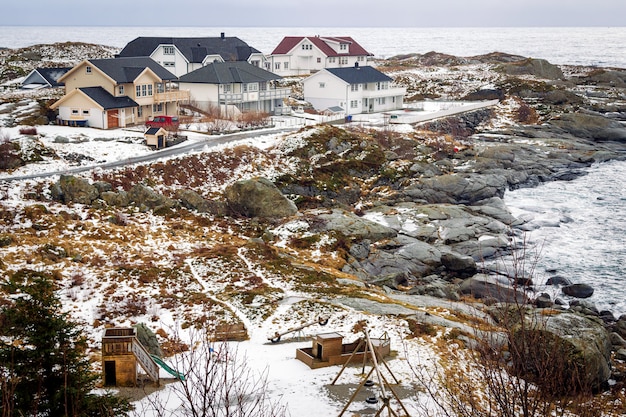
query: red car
[{"left": 145, "top": 115, "right": 179, "bottom": 130}]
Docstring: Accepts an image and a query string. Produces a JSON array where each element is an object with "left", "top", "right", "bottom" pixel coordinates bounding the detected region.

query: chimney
[{"left": 221, "top": 32, "right": 225, "bottom": 40}]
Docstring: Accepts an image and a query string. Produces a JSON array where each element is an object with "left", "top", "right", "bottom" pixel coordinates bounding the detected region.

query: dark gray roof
[
  {"left": 79, "top": 87, "right": 138, "bottom": 110},
  {"left": 27, "top": 67, "right": 71, "bottom": 87},
  {"left": 117, "top": 36, "right": 262, "bottom": 63},
  {"left": 88, "top": 57, "right": 177, "bottom": 83},
  {"left": 145, "top": 127, "right": 162, "bottom": 135},
  {"left": 179, "top": 62, "right": 281, "bottom": 84},
  {"left": 325, "top": 66, "right": 392, "bottom": 84}
]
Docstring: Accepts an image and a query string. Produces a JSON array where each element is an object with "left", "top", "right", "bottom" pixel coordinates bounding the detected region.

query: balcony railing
[
  {"left": 360, "top": 86, "right": 406, "bottom": 99},
  {"left": 220, "top": 88, "right": 291, "bottom": 104},
  {"left": 154, "top": 89, "right": 190, "bottom": 103}
]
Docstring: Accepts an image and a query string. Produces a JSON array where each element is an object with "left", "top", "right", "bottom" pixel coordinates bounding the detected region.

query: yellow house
[{"left": 51, "top": 57, "right": 189, "bottom": 129}]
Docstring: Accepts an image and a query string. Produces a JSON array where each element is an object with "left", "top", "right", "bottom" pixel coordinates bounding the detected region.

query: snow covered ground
[{"left": 0, "top": 118, "right": 448, "bottom": 416}]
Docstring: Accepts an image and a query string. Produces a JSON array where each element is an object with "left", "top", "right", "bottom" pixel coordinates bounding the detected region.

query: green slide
[{"left": 150, "top": 354, "right": 186, "bottom": 381}]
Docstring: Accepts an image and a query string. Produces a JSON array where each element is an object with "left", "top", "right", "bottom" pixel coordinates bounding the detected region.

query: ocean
[
  {"left": 1, "top": 26, "right": 626, "bottom": 67},
  {"left": 505, "top": 161, "right": 626, "bottom": 318},
  {"left": 2, "top": 25, "right": 625, "bottom": 316}
]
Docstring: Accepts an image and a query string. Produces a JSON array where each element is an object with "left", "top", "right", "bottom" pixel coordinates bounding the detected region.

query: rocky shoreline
[{"left": 4, "top": 46, "right": 626, "bottom": 393}]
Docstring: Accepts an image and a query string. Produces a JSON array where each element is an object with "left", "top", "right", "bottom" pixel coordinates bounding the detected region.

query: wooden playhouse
[
  {"left": 101, "top": 327, "right": 160, "bottom": 387},
  {"left": 296, "top": 332, "right": 390, "bottom": 369}
]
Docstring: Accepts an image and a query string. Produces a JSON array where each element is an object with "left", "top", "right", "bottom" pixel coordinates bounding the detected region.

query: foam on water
[{"left": 505, "top": 160, "right": 626, "bottom": 317}]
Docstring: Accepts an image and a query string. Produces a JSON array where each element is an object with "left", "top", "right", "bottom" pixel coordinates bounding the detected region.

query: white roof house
[{"left": 302, "top": 64, "right": 406, "bottom": 115}]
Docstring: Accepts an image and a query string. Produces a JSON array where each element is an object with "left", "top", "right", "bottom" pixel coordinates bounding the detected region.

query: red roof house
[{"left": 267, "top": 36, "right": 373, "bottom": 76}]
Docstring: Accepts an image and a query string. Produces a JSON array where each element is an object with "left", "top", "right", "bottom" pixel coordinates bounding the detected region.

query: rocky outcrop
[
  {"left": 176, "top": 189, "right": 227, "bottom": 216},
  {"left": 314, "top": 209, "right": 397, "bottom": 241},
  {"left": 128, "top": 184, "right": 177, "bottom": 211},
  {"left": 549, "top": 113, "right": 626, "bottom": 142},
  {"left": 459, "top": 274, "right": 527, "bottom": 303},
  {"left": 403, "top": 173, "right": 508, "bottom": 204},
  {"left": 50, "top": 174, "right": 99, "bottom": 204},
  {"left": 562, "top": 283, "right": 595, "bottom": 299},
  {"left": 510, "top": 311, "right": 612, "bottom": 392},
  {"left": 224, "top": 177, "right": 298, "bottom": 218},
  {"left": 499, "top": 58, "right": 564, "bottom": 80}
]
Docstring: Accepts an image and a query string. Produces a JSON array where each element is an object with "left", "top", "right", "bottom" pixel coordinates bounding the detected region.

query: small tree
[{"left": 0, "top": 269, "right": 132, "bottom": 417}]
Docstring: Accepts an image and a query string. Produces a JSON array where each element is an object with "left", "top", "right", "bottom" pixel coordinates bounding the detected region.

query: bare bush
[{"left": 135, "top": 327, "right": 287, "bottom": 417}]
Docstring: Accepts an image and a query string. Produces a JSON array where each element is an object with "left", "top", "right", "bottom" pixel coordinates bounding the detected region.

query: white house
[
  {"left": 268, "top": 36, "right": 373, "bottom": 76},
  {"left": 302, "top": 64, "right": 406, "bottom": 115},
  {"left": 178, "top": 61, "right": 290, "bottom": 115},
  {"left": 117, "top": 34, "right": 267, "bottom": 77}
]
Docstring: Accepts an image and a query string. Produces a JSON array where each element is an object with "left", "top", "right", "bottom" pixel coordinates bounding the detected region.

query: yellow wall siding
[{"left": 63, "top": 63, "right": 116, "bottom": 94}]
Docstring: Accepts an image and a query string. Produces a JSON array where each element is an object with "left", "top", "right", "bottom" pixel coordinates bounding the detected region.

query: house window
[
  {"left": 351, "top": 84, "right": 359, "bottom": 92},
  {"left": 380, "top": 97, "right": 386, "bottom": 105},
  {"left": 328, "top": 57, "right": 336, "bottom": 63},
  {"left": 284, "top": 62, "right": 288, "bottom": 70},
  {"left": 82, "top": 109, "right": 90, "bottom": 116},
  {"left": 317, "top": 57, "right": 321, "bottom": 63},
  {"left": 138, "top": 106, "right": 143, "bottom": 117},
  {"left": 153, "top": 103, "right": 163, "bottom": 112},
  {"left": 358, "top": 56, "right": 365, "bottom": 62},
  {"left": 156, "top": 83, "right": 165, "bottom": 93},
  {"left": 319, "top": 82, "right": 325, "bottom": 88},
  {"left": 85, "top": 66, "right": 92, "bottom": 74},
  {"left": 274, "top": 62, "right": 281, "bottom": 70},
  {"left": 164, "top": 62, "right": 175, "bottom": 67},
  {"left": 340, "top": 57, "right": 348, "bottom": 65},
  {"left": 223, "top": 84, "right": 231, "bottom": 93},
  {"left": 251, "top": 60, "right": 259, "bottom": 67},
  {"left": 247, "top": 83, "right": 258, "bottom": 92},
  {"left": 340, "top": 44, "right": 347, "bottom": 51},
  {"left": 71, "top": 109, "right": 79, "bottom": 115},
  {"left": 350, "top": 100, "right": 358, "bottom": 108},
  {"left": 302, "top": 44, "right": 312, "bottom": 50},
  {"left": 164, "top": 46, "right": 175, "bottom": 55},
  {"left": 135, "top": 84, "right": 153, "bottom": 97},
  {"left": 119, "top": 85, "right": 124, "bottom": 95}
]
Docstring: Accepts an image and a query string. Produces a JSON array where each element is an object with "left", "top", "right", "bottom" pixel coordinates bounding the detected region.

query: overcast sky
[{"left": 2, "top": 0, "right": 625, "bottom": 27}]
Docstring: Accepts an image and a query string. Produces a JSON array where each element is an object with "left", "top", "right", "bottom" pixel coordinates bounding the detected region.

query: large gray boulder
[
  {"left": 129, "top": 184, "right": 178, "bottom": 211},
  {"left": 499, "top": 58, "right": 564, "bottom": 80},
  {"left": 510, "top": 312, "right": 612, "bottom": 393},
  {"left": 51, "top": 174, "right": 99, "bottom": 204},
  {"left": 314, "top": 209, "right": 397, "bottom": 241},
  {"left": 224, "top": 177, "right": 297, "bottom": 218},
  {"left": 459, "top": 274, "right": 527, "bottom": 303},
  {"left": 176, "top": 189, "right": 228, "bottom": 216},
  {"left": 549, "top": 113, "right": 626, "bottom": 142},
  {"left": 562, "top": 283, "right": 595, "bottom": 299},
  {"left": 404, "top": 173, "right": 507, "bottom": 205}
]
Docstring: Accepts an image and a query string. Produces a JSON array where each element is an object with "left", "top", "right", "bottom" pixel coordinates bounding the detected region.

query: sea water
[
  {"left": 0, "top": 26, "right": 625, "bottom": 67},
  {"left": 504, "top": 161, "right": 626, "bottom": 317}
]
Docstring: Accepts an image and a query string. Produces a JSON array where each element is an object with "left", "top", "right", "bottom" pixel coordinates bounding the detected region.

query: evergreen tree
[{"left": 0, "top": 269, "right": 132, "bottom": 417}]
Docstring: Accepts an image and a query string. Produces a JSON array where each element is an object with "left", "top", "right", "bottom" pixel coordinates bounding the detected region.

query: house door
[
  {"left": 107, "top": 110, "right": 119, "bottom": 129},
  {"left": 104, "top": 361, "right": 116, "bottom": 386},
  {"left": 316, "top": 343, "right": 323, "bottom": 360},
  {"left": 157, "top": 135, "right": 164, "bottom": 149}
]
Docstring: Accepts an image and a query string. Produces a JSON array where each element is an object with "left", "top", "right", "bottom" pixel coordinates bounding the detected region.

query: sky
[{"left": 2, "top": 0, "right": 625, "bottom": 27}]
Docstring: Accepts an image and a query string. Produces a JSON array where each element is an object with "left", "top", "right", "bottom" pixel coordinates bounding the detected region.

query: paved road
[{"left": 0, "top": 127, "right": 298, "bottom": 182}]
